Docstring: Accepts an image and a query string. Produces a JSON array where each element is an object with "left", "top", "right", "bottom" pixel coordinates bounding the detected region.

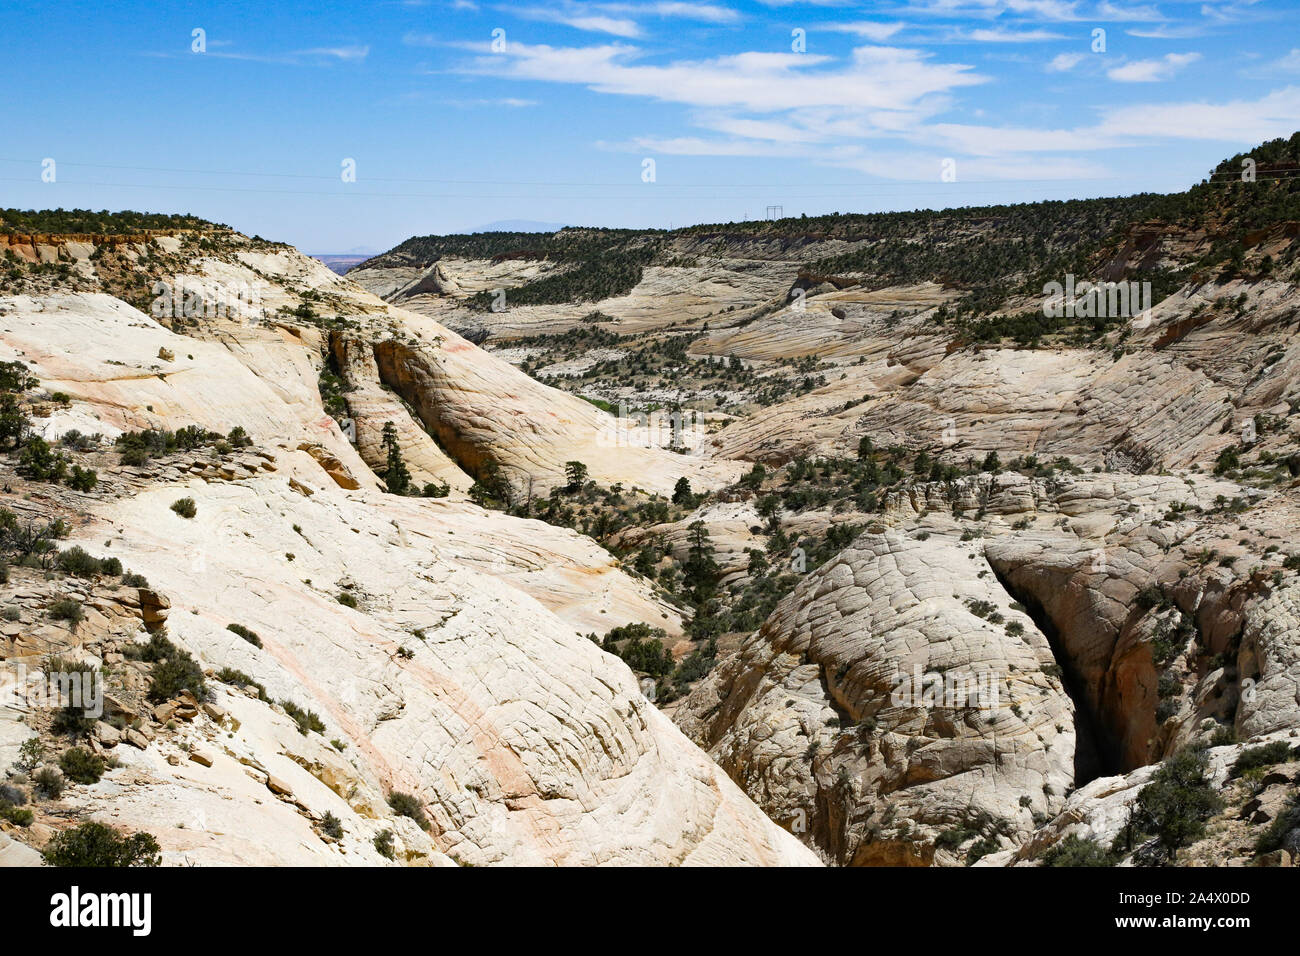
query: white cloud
[
  {"left": 599, "top": 2, "right": 742, "bottom": 24},
  {"left": 1046, "top": 52, "right": 1084, "bottom": 71},
  {"left": 463, "top": 41, "right": 987, "bottom": 115},
  {"left": 1276, "top": 49, "right": 1300, "bottom": 71},
  {"left": 508, "top": 1, "right": 740, "bottom": 37},
  {"left": 1095, "top": 1, "right": 1163, "bottom": 20},
  {"left": 1107, "top": 51, "right": 1201, "bottom": 82},
  {"left": 298, "top": 46, "right": 370, "bottom": 61},
  {"left": 403, "top": 32, "right": 442, "bottom": 47},
  {"left": 450, "top": 19, "right": 1297, "bottom": 192},
  {"left": 515, "top": 8, "right": 645, "bottom": 38},
  {"left": 829, "top": 21, "right": 908, "bottom": 42},
  {"left": 162, "top": 43, "right": 370, "bottom": 65},
  {"left": 895, "top": 0, "right": 1085, "bottom": 21},
  {"left": 1096, "top": 85, "right": 1300, "bottom": 142},
  {"left": 963, "top": 28, "right": 1067, "bottom": 41},
  {"left": 918, "top": 85, "right": 1300, "bottom": 155},
  {"left": 443, "top": 97, "right": 539, "bottom": 108},
  {"left": 1126, "top": 24, "right": 1207, "bottom": 39},
  {"left": 1200, "top": 0, "right": 1265, "bottom": 23},
  {"left": 612, "top": 135, "right": 811, "bottom": 157}
]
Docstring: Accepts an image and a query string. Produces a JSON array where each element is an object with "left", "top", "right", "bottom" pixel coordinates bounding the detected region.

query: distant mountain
[{"left": 310, "top": 253, "right": 376, "bottom": 275}]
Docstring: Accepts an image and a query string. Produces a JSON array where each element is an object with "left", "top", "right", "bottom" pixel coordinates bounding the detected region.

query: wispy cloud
[
  {"left": 920, "top": 85, "right": 1300, "bottom": 154},
  {"left": 514, "top": 7, "right": 644, "bottom": 38},
  {"left": 460, "top": 41, "right": 987, "bottom": 115},
  {"left": 829, "top": 21, "right": 909, "bottom": 42},
  {"left": 443, "top": 96, "right": 539, "bottom": 107},
  {"left": 1200, "top": 0, "right": 1265, "bottom": 23},
  {"left": 1107, "top": 51, "right": 1201, "bottom": 82},
  {"left": 599, "top": 2, "right": 742, "bottom": 24},
  {"left": 145, "top": 43, "right": 370, "bottom": 65},
  {"left": 1046, "top": 51, "right": 1084, "bottom": 71},
  {"left": 962, "top": 27, "right": 1067, "bottom": 41},
  {"left": 1095, "top": 1, "right": 1164, "bottom": 21},
  {"left": 891, "top": 0, "right": 1086, "bottom": 21},
  {"left": 1126, "top": 24, "right": 1207, "bottom": 39},
  {"left": 298, "top": 46, "right": 371, "bottom": 61}
]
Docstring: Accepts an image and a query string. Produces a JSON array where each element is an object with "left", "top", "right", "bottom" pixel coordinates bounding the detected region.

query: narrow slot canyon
[{"left": 990, "top": 569, "right": 1128, "bottom": 790}]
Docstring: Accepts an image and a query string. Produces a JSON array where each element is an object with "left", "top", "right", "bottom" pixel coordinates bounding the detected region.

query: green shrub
[
  {"left": 47, "top": 598, "right": 84, "bottom": 626},
  {"left": 42, "top": 822, "right": 161, "bottom": 867},
  {"left": 226, "top": 622, "right": 263, "bottom": 648},
  {"left": 373, "top": 829, "right": 395, "bottom": 859},
  {"left": 216, "top": 667, "right": 268, "bottom": 701},
  {"left": 280, "top": 699, "right": 326, "bottom": 735},
  {"left": 321, "top": 812, "right": 344, "bottom": 839},
  {"left": 18, "top": 437, "right": 67, "bottom": 482},
  {"left": 128, "top": 631, "right": 176, "bottom": 662},
  {"left": 33, "top": 766, "right": 64, "bottom": 798},
  {"left": 387, "top": 791, "right": 429, "bottom": 830},
  {"left": 336, "top": 592, "right": 358, "bottom": 608},
  {"left": 1040, "top": 834, "right": 1118, "bottom": 867},
  {"left": 47, "top": 657, "right": 101, "bottom": 735},
  {"left": 56, "top": 545, "right": 117, "bottom": 577},
  {"left": 66, "top": 465, "right": 98, "bottom": 491},
  {"left": 59, "top": 747, "right": 105, "bottom": 784},
  {"left": 0, "top": 802, "right": 33, "bottom": 826},
  {"left": 15, "top": 737, "right": 44, "bottom": 773},
  {"left": 141, "top": 635, "right": 207, "bottom": 702},
  {"left": 1254, "top": 796, "right": 1300, "bottom": 855},
  {"left": 1124, "top": 746, "right": 1222, "bottom": 863},
  {"left": 170, "top": 497, "right": 197, "bottom": 519},
  {"left": 1209, "top": 724, "right": 1237, "bottom": 747},
  {"left": 1230, "top": 741, "right": 1295, "bottom": 778}
]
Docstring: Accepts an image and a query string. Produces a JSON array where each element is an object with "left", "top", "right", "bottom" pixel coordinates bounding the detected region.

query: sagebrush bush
[
  {"left": 135, "top": 631, "right": 207, "bottom": 702},
  {"left": 1230, "top": 741, "right": 1295, "bottom": 778},
  {"left": 34, "top": 766, "right": 64, "bottom": 799},
  {"left": 1040, "top": 835, "right": 1117, "bottom": 867},
  {"left": 58, "top": 747, "right": 104, "bottom": 785},
  {"left": 216, "top": 667, "right": 268, "bottom": 701},
  {"left": 321, "top": 812, "right": 344, "bottom": 839},
  {"left": 226, "top": 622, "right": 263, "bottom": 648},
  {"left": 387, "top": 791, "right": 429, "bottom": 831},
  {"left": 170, "top": 497, "right": 197, "bottom": 519},
  {"left": 147, "top": 652, "right": 206, "bottom": 702},
  {"left": 56, "top": 546, "right": 117, "bottom": 577},
  {"left": 280, "top": 698, "right": 326, "bottom": 735},
  {"left": 42, "top": 822, "right": 161, "bottom": 867},
  {"left": 47, "top": 598, "right": 84, "bottom": 626}
]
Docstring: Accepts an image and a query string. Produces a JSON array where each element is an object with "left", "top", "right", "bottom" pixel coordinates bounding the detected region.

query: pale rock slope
[
  {"left": 676, "top": 525, "right": 1076, "bottom": 865},
  {"left": 704, "top": 278, "right": 1299, "bottom": 473},
  {"left": 0, "top": 234, "right": 812, "bottom": 867},
  {"left": 676, "top": 471, "right": 1300, "bottom": 864},
  {"left": 67, "top": 471, "right": 812, "bottom": 865}
]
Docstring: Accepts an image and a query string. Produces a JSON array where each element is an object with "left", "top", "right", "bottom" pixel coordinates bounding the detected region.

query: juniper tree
[{"left": 381, "top": 421, "right": 412, "bottom": 495}]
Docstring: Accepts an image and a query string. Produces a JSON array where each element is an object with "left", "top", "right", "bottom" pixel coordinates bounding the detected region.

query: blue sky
[{"left": 2, "top": 0, "right": 1298, "bottom": 252}]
